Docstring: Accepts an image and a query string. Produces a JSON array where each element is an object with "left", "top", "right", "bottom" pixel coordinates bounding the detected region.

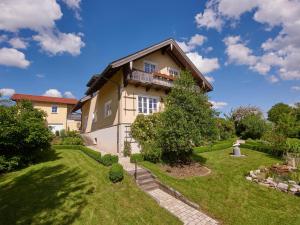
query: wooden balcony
[{"left": 126, "top": 69, "right": 175, "bottom": 90}]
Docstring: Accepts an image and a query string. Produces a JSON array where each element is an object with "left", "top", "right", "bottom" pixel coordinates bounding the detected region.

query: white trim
[
  {"left": 168, "top": 67, "right": 179, "bottom": 76},
  {"left": 136, "top": 95, "right": 159, "bottom": 115}
]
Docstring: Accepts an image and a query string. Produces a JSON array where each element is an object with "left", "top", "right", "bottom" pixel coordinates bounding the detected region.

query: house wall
[
  {"left": 133, "top": 50, "right": 181, "bottom": 74},
  {"left": 32, "top": 102, "right": 80, "bottom": 131}
]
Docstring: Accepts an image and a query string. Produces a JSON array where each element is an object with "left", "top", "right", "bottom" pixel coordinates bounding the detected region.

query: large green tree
[
  {"left": 268, "top": 103, "right": 292, "bottom": 124},
  {"left": 158, "top": 71, "right": 218, "bottom": 163}
]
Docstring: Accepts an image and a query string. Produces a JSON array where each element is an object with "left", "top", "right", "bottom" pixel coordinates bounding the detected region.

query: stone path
[
  {"left": 148, "top": 189, "right": 218, "bottom": 225},
  {"left": 118, "top": 156, "right": 218, "bottom": 225}
]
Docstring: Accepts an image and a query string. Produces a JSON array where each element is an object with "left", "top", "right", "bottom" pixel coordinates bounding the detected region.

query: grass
[
  {"left": 141, "top": 148, "right": 300, "bottom": 225},
  {"left": 193, "top": 138, "right": 235, "bottom": 153},
  {"left": 0, "top": 148, "right": 181, "bottom": 225}
]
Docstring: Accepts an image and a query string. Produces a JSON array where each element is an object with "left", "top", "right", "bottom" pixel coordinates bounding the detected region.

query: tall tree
[
  {"left": 158, "top": 71, "right": 218, "bottom": 163},
  {"left": 268, "top": 103, "right": 292, "bottom": 124}
]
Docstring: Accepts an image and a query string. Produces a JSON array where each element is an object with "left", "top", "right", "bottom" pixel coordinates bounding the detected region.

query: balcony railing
[{"left": 127, "top": 69, "right": 174, "bottom": 89}]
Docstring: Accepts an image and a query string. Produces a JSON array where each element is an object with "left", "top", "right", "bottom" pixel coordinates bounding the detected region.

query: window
[
  {"left": 138, "top": 96, "right": 158, "bottom": 114},
  {"left": 144, "top": 62, "right": 156, "bottom": 73},
  {"left": 168, "top": 67, "right": 179, "bottom": 77},
  {"left": 93, "top": 111, "right": 98, "bottom": 122},
  {"left": 51, "top": 105, "right": 58, "bottom": 113},
  {"left": 104, "top": 100, "right": 112, "bottom": 117}
]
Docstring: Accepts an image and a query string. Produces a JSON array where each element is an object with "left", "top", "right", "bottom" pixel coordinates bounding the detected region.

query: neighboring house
[
  {"left": 12, "top": 94, "right": 81, "bottom": 133},
  {"left": 73, "top": 38, "right": 213, "bottom": 154}
]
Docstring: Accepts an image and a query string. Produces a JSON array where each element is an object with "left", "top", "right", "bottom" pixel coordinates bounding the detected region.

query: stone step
[
  {"left": 137, "top": 177, "right": 156, "bottom": 185},
  {"left": 137, "top": 173, "right": 153, "bottom": 180},
  {"left": 140, "top": 182, "right": 159, "bottom": 191}
]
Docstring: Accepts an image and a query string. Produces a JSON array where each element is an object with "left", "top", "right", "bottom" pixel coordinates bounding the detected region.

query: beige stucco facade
[
  {"left": 33, "top": 102, "right": 80, "bottom": 132},
  {"left": 80, "top": 49, "right": 185, "bottom": 153}
]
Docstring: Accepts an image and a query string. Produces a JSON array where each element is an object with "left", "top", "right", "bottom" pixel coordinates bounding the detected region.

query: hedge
[
  {"left": 194, "top": 138, "right": 235, "bottom": 153},
  {"left": 100, "top": 154, "right": 119, "bottom": 166},
  {"left": 239, "top": 142, "right": 284, "bottom": 157},
  {"left": 52, "top": 145, "right": 102, "bottom": 162}
]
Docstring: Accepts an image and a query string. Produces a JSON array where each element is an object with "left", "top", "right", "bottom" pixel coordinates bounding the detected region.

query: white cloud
[
  {"left": 0, "top": 0, "right": 62, "bottom": 32},
  {"left": 0, "top": 48, "right": 30, "bottom": 68},
  {"left": 209, "top": 100, "right": 228, "bottom": 109},
  {"left": 43, "top": 89, "right": 62, "bottom": 97},
  {"left": 0, "top": 88, "right": 15, "bottom": 97},
  {"left": 195, "top": 9, "right": 223, "bottom": 31},
  {"left": 291, "top": 86, "right": 300, "bottom": 91},
  {"left": 177, "top": 34, "right": 206, "bottom": 53},
  {"left": 62, "top": 0, "right": 82, "bottom": 20},
  {"left": 63, "top": 91, "right": 75, "bottom": 98},
  {"left": 197, "top": 0, "right": 300, "bottom": 81},
  {"left": 36, "top": 74, "right": 45, "bottom": 78},
  {"left": 33, "top": 31, "right": 85, "bottom": 56},
  {"left": 8, "top": 37, "right": 28, "bottom": 49},
  {"left": 187, "top": 52, "right": 220, "bottom": 74},
  {"left": 267, "top": 75, "right": 279, "bottom": 83},
  {"left": 205, "top": 76, "right": 215, "bottom": 83}
]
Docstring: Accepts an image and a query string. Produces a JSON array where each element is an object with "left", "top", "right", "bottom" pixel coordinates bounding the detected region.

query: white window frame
[
  {"left": 137, "top": 95, "right": 159, "bottom": 115},
  {"left": 168, "top": 67, "right": 179, "bottom": 77},
  {"left": 51, "top": 105, "right": 58, "bottom": 114},
  {"left": 144, "top": 60, "right": 158, "bottom": 73},
  {"left": 104, "top": 100, "right": 112, "bottom": 118}
]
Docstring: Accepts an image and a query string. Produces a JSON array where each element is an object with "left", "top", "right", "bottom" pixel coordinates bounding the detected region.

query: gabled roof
[
  {"left": 11, "top": 94, "right": 78, "bottom": 105},
  {"left": 85, "top": 38, "right": 213, "bottom": 95}
]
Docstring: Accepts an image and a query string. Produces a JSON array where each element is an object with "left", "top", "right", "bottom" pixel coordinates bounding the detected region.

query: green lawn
[
  {"left": 141, "top": 148, "right": 300, "bottom": 225},
  {"left": 0, "top": 149, "right": 181, "bottom": 225}
]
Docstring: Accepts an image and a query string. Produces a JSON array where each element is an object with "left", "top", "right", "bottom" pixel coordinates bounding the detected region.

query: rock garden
[{"left": 246, "top": 164, "right": 300, "bottom": 195}]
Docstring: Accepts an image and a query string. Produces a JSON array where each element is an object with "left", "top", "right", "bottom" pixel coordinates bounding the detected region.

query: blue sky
[{"left": 0, "top": 0, "right": 299, "bottom": 116}]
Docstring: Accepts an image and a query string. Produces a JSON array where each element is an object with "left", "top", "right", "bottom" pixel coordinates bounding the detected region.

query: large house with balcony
[
  {"left": 12, "top": 94, "right": 81, "bottom": 133},
  {"left": 73, "top": 38, "right": 213, "bottom": 154}
]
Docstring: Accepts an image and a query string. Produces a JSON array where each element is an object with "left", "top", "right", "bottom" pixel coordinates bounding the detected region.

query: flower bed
[{"left": 246, "top": 164, "right": 300, "bottom": 195}]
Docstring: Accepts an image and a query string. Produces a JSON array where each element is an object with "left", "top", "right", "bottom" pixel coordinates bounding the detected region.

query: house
[
  {"left": 11, "top": 94, "right": 81, "bottom": 133},
  {"left": 73, "top": 38, "right": 213, "bottom": 154}
]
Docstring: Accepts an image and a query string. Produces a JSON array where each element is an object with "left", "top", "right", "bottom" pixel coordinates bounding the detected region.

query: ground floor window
[{"left": 138, "top": 96, "right": 158, "bottom": 114}]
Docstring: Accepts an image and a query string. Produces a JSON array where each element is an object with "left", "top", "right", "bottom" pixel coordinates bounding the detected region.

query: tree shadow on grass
[
  {"left": 191, "top": 153, "right": 207, "bottom": 164},
  {"left": 0, "top": 164, "right": 92, "bottom": 225}
]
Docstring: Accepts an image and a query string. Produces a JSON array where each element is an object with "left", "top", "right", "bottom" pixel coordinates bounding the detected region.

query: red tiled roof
[{"left": 11, "top": 94, "right": 78, "bottom": 105}]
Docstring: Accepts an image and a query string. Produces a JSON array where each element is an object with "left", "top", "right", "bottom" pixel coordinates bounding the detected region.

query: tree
[
  {"left": 158, "top": 71, "right": 218, "bottom": 163},
  {"left": 268, "top": 103, "right": 292, "bottom": 124},
  {"left": 238, "top": 114, "right": 267, "bottom": 139},
  {"left": 0, "top": 101, "right": 53, "bottom": 171},
  {"left": 215, "top": 117, "right": 235, "bottom": 140}
]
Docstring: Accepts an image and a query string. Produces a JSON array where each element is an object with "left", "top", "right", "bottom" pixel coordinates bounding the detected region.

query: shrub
[
  {"left": 238, "top": 114, "right": 267, "bottom": 139},
  {"left": 131, "top": 113, "right": 162, "bottom": 145},
  {"left": 60, "top": 129, "right": 66, "bottom": 138},
  {"left": 215, "top": 118, "right": 235, "bottom": 140},
  {"left": 0, "top": 101, "right": 53, "bottom": 172},
  {"left": 141, "top": 142, "right": 161, "bottom": 163},
  {"left": 123, "top": 141, "right": 132, "bottom": 157},
  {"left": 130, "top": 153, "right": 144, "bottom": 163},
  {"left": 61, "top": 137, "right": 83, "bottom": 145},
  {"left": 194, "top": 138, "right": 235, "bottom": 153},
  {"left": 0, "top": 156, "right": 21, "bottom": 173},
  {"left": 100, "top": 154, "right": 118, "bottom": 166},
  {"left": 109, "top": 163, "right": 124, "bottom": 183},
  {"left": 284, "top": 138, "right": 300, "bottom": 153}
]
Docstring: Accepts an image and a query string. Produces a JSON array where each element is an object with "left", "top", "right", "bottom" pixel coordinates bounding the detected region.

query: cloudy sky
[{"left": 0, "top": 0, "right": 299, "bottom": 115}]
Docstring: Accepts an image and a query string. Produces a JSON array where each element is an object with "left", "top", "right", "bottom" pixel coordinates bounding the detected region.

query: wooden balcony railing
[{"left": 127, "top": 69, "right": 174, "bottom": 88}]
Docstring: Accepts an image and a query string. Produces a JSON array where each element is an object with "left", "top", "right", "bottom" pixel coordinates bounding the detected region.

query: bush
[
  {"left": 100, "top": 154, "right": 118, "bottom": 166},
  {"left": 130, "top": 153, "right": 144, "bottom": 163},
  {"left": 0, "top": 156, "right": 21, "bottom": 173},
  {"left": 61, "top": 137, "right": 83, "bottom": 145},
  {"left": 284, "top": 138, "right": 300, "bottom": 153},
  {"left": 216, "top": 118, "right": 235, "bottom": 140},
  {"left": 141, "top": 142, "right": 161, "bottom": 163},
  {"left": 0, "top": 101, "right": 53, "bottom": 172},
  {"left": 131, "top": 113, "right": 162, "bottom": 145},
  {"left": 109, "top": 163, "right": 124, "bottom": 183},
  {"left": 238, "top": 114, "right": 267, "bottom": 139},
  {"left": 123, "top": 141, "right": 132, "bottom": 157}
]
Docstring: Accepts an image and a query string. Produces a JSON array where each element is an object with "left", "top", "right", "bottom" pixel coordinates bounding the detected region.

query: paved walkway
[{"left": 118, "top": 156, "right": 218, "bottom": 225}]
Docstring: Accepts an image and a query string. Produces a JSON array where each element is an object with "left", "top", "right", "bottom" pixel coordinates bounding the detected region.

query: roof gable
[{"left": 11, "top": 94, "right": 78, "bottom": 105}]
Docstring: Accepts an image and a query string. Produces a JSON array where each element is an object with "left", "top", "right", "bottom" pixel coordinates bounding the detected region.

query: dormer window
[
  {"left": 168, "top": 67, "right": 179, "bottom": 77},
  {"left": 144, "top": 61, "right": 156, "bottom": 73},
  {"left": 51, "top": 105, "right": 58, "bottom": 113}
]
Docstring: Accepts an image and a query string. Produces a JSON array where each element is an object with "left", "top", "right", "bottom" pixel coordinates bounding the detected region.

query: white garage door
[{"left": 48, "top": 124, "right": 64, "bottom": 133}]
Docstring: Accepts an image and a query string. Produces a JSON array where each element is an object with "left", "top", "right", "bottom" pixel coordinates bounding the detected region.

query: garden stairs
[{"left": 119, "top": 157, "right": 218, "bottom": 225}]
